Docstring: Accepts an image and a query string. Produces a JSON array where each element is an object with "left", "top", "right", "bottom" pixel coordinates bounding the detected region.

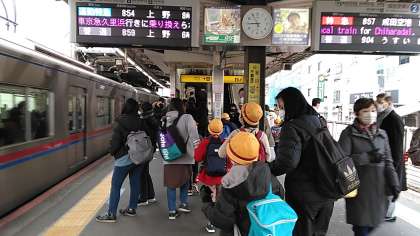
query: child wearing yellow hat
[
  {"left": 202, "top": 131, "right": 283, "bottom": 236},
  {"left": 220, "top": 113, "right": 239, "bottom": 140},
  {"left": 219, "top": 102, "right": 275, "bottom": 162},
  {"left": 271, "top": 117, "right": 284, "bottom": 150},
  {"left": 195, "top": 119, "right": 232, "bottom": 233}
]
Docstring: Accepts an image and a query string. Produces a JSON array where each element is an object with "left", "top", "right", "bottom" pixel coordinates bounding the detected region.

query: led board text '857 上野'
[
  {"left": 314, "top": 1, "right": 420, "bottom": 53},
  {"left": 75, "top": 3, "right": 192, "bottom": 48}
]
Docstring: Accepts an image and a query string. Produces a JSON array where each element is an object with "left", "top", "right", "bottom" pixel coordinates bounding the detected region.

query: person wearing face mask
[
  {"left": 376, "top": 94, "right": 407, "bottom": 222},
  {"left": 338, "top": 98, "right": 400, "bottom": 236},
  {"left": 269, "top": 87, "right": 333, "bottom": 236},
  {"left": 228, "top": 103, "right": 242, "bottom": 129}
]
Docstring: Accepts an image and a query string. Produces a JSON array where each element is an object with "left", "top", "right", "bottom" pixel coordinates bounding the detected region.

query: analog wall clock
[{"left": 242, "top": 8, "right": 273, "bottom": 40}]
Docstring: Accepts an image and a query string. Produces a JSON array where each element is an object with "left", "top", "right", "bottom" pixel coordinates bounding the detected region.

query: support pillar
[
  {"left": 212, "top": 51, "right": 224, "bottom": 119},
  {"left": 169, "top": 64, "right": 177, "bottom": 98}
]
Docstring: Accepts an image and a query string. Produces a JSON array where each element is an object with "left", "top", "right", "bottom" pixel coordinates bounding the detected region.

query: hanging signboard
[
  {"left": 204, "top": 8, "right": 241, "bottom": 44},
  {"left": 272, "top": 8, "right": 310, "bottom": 45},
  {"left": 247, "top": 63, "right": 261, "bottom": 103},
  {"left": 71, "top": 1, "right": 192, "bottom": 48},
  {"left": 313, "top": 1, "right": 420, "bottom": 53},
  {"left": 180, "top": 75, "right": 244, "bottom": 84}
]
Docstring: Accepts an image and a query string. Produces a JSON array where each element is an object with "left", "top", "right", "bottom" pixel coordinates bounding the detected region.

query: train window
[
  {"left": 110, "top": 99, "right": 115, "bottom": 123},
  {"left": 96, "top": 97, "right": 111, "bottom": 128},
  {"left": 68, "top": 96, "right": 76, "bottom": 132},
  {"left": 27, "top": 88, "right": 51, "bottom": 140},
  {"left": 0, "top": 85, "right": 53, "bottom": 147}
]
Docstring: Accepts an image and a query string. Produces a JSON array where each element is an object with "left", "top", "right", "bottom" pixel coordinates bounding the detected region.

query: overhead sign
[
  {"left": 180, "top": 75, "right": 244, "bottom": 84},
  {"left": 247, "top": 63, "right": 261, "bottom": 103},
  {"left": 350, "top": 92, "right": 373, "bottom": 104},
  {"left": 313, "top": 1, "right": 420, "bottom": 53},
  {"left": 272, "top": 8, "right": 310, "bottom": 45},
  {"left": 73, "top": 2, "right": 192, "bottom": 48},
  {"left": 204, "top": 8, "right": 241, "bottom": 44}
]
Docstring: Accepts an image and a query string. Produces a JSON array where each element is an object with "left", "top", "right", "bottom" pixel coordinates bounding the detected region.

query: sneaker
[
  {"left": 178, "top": 203, "right": 191, "bottom": 213},
  {"left": 168, "top": 211, "right": 180, "bottom": 220},
  {"left": 96, "top": 213, "right": 116, "bottom": 223},
  {"left": 119, "top": 208, "right": 136, "bottom": 217},
  {"left": 205, "top": 223, "right": 216, "bottom": 233},
  {"left": 385, "top": 216, "right": 397, "bottom": 222},
  {"left": 137, "top": 200, "right": 149, "bottom": 206},
  {"left": 148, "top": 198, "right": 157, "bottom": 204},
  {"left": 188, "top": 190, "right": 194, "bottom": 196}
]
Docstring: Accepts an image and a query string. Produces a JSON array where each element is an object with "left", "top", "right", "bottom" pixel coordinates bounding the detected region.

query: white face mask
[
  {"left": 376, "top": 104, "right": 385, "bottom": 113},
  {"left": 240, "top": 97, "right": 244, "bottom": 104},
  {"left": 359, "top": 111, "right": 377, "bottom": 125},
  {"left": 278, "top": 109, "right": 285, "bottom": 120}
]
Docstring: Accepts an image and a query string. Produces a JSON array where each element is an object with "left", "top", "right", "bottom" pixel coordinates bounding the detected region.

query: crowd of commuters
[{"left": 96, "top": 87, "right": 417, "bottom": 236}]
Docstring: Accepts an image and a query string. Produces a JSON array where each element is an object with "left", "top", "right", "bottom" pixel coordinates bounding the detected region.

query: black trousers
[
  {"left": 287, "top": 197, "right": 334, "bottom": 236},
  {"left": 139, "top": 161, "right": 155, "bottom": 202}
]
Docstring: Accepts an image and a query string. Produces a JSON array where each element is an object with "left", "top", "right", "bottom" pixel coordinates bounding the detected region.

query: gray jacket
[
  {"left": 339, "top": 124, "right": 400, "bottom": 227},
  {"left": 163, "top": 111, "right": 200, "bottom": 165}
]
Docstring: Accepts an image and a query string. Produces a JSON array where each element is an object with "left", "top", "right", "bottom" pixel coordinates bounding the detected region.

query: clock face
[{"left": 242, "top": 8, "right": 273, "bottom": 40}]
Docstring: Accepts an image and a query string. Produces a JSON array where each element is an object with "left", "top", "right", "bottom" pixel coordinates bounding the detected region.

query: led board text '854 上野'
[{"left": 75, "top": 2, "right": 192, "bottom": 48}]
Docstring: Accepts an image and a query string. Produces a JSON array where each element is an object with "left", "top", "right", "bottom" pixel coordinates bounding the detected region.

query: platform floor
[{"left": 2, "top": 154, "right": 420, "bottom": 236}]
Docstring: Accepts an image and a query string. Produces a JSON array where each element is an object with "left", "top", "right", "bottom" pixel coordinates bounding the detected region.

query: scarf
[
  {"left": 377, "top": 107, "right": 393, "bottom": 127},
  {"left": 353, "top": 118, "right": 378, "bottom": 139}
]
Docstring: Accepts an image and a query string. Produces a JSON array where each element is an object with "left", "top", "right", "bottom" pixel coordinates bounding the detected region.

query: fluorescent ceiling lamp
[{"left": 115, "top": 49, "right": 165, "bottom": 88}]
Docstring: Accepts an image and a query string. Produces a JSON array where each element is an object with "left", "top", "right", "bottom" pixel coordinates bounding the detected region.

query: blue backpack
[
  {"left": 205, "top": 137, "right": 227, "bottom": 176},
  {"left": 247, "top": 186, "right": 298, "bottom": 236}
]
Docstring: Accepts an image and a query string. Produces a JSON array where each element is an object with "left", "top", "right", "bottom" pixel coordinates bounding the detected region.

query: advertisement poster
[
  {"left": 204, "top": 8, "right": 241, "bottom": 44},
  {"left": 272, "top": 8, "right": 309, "bottom": 45}
]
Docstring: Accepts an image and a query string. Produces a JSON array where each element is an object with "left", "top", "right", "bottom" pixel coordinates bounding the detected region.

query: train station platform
[{"left": 2, "top": 154, "right": 420, "bottom": 236}]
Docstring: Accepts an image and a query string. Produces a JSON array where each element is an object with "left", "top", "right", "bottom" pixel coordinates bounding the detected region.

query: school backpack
[
  {"left": 247, "top": 185, "right": 298, "bottom": 236},
  {"left": 289, "top": 119, "right": 360, "bottom": 200},
  {"left": 240, "top": 128, "right": 266, "bottom": 162},
  {"left": 158, "top": 115, "right": 187, "bottom": 161},
  {"left": 205, "top": 137, "right": 227, "bottom": 176},
  {"left": 119, "top": 122, "right": 154, "bottom": 165}
]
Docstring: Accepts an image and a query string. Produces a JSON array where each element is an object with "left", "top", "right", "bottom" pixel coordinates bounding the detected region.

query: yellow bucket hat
[
  {"left": 208, "top": 119, "right": 223, "bottom": 135},
  {"left": 241, "top": 102, "right": 263, "bottom": 126},
  {"left": 226, "top": 131, "right": 260, "bottom": 165}
]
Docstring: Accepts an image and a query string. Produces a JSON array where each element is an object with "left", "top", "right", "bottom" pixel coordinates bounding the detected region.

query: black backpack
[
  {"left": 290, "top": 119, "right": 360, "bottom": 200},
  {"left": 205, "top": 137, "right": 227, "bottom": 176}
]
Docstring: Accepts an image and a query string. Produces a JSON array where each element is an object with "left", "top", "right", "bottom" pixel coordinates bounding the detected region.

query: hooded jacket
[
  {"left": 140, "top": 109, "right": 160, "bottom": 150},
  {"left": 203, "top": 162, "right": 283, "bottom": 236},
  {"left": 109, "top": 114, "right": 145, "bottom": 160}
]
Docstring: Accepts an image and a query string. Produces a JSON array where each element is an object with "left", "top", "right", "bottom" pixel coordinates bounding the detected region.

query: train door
[{"left": 67, "top": 87, "right": 87, "bottom": 169}]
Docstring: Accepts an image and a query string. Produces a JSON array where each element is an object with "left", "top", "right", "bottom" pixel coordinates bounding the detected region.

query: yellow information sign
[
  {"left": 180, "top": 75, "right": 244, "bottom": 84},
  {"left": 247, "top": 63, "right": 260, "bottom": 103}
]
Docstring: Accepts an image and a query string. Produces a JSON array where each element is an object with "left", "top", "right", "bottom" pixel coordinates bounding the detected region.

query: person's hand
[
  {"left": 368, "top": 149, "right": 384, "bottom": 163},
  {"left": 391, "top": 186, "right": 401, "bottom": 202}
]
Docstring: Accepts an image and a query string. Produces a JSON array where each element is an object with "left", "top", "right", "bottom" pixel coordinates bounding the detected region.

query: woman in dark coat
[
  {"left": 269, "top": 87, "right": 334, "bottom": 236},
  {"left": 338, "top": 98, "right": 400, "bottom": 236}
]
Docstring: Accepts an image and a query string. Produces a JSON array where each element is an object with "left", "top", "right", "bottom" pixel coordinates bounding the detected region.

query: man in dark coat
[
  {"left": 269, "top": 87, "right": 334, "bottom": 236},
  {"left": 376, "top": 94, "right": 407, "bottom": 222}
]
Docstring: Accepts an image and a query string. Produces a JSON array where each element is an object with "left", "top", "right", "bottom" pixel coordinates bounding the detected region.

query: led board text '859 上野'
[
  {"left": 75, "top": 2, "right": 192, "bottom": 48},
  {"left": 313, "top": 1, "right": 420, "bottom": 53}
]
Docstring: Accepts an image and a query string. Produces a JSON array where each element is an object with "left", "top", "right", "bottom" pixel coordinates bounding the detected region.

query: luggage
[
  {"left": 158, "top": 115, "right": 187, "bottom": 161},
  {"left": 290, "top": 119, "right": 360, "bottom": 199},
  {"left": 126, "top": 131, "right": 154, "bottom": 164},
  {"left": 205, "top": 137, "right": 227, "bottom": 176},
  {"left": 247, "top": 185, "right": 297, "bottom": 236}
]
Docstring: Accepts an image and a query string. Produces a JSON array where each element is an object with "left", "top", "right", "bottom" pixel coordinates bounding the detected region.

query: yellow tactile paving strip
[{"left": 42, "top": 173, "right": 112, "bottom": 236}]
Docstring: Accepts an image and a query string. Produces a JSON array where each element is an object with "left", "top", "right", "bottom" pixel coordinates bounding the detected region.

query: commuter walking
[
  {"left": 339, "top": 98, "right": 400, "bottom": 236},
  {"left": 219, "top": 102, "right": 275, "bottom": 163},
  {"left": 376, "top": 93, "right": 407, "bottom": 222},
  {"left": 96, "top": 98, "right": 146, "bottom": 223},
  {"left": 227, "top": 103, "right": 242, "bottom": 129},
  {"left": 138, "top": 102, "right": 159, "bottom": 206},
  {"left": 202, "top": 132, "right": 283, "bottom": 236},
  {"left": 163, "top": 98, "right": 200, "bottom": 220},
  {"left": 269, "top": 87, "right": 334, "bottom": 236},
  {"left": 195, "top": 119, "right": 231, "bottom": 233}
]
